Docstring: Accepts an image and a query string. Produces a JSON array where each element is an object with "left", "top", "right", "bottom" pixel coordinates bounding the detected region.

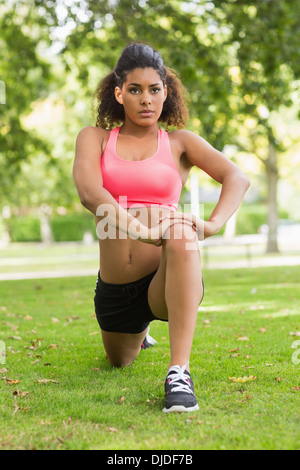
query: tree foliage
[
  {"left": 1, "top": 0, "right": 300, "bottom": 251},
  {"left": 0, "top": 1, "right": 53, "bottom": 202}
]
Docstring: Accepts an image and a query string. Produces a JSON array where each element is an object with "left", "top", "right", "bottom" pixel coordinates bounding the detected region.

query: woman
[{"left": 73, "top": 43, "right": 250, "bottom": 413}]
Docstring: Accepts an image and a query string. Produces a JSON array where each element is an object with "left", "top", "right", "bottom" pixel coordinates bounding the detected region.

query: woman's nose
[{"left": 141, "top": 93, "right": 152, "bottom": 104}]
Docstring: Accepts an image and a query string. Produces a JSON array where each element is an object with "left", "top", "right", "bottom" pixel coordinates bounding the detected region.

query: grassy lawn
[{"left": 0, "top": 265, "right": 300, "bottom": 450}]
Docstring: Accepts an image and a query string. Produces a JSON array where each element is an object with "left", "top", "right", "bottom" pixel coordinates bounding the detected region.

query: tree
[
  {"left": 2, "top": 0, "right": 299, "bottom": 250},
  {"left": 205, "top": 0, "right": 300, "bottom": 251},
  {"left": 57, "top": 0, "right": 235, "bottom": 149},
  {"left": 0, "top": 1, "right": 52, "bottom": 203}
]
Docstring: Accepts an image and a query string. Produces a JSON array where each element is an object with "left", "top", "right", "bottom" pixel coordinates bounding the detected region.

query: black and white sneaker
[
  {"left": 163, "top": 364, "right": 199, "bottom": 413},
  {"left": 141, "top": 327, "right": 157, "bottom": 350}
]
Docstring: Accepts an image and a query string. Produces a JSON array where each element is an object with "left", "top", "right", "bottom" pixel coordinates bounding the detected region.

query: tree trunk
[{"left": 265, "top": 141, "right": 279, "bottom": 253}]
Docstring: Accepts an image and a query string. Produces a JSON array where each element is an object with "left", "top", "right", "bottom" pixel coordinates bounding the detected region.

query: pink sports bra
[{"left": 101, "top": 127, "right": 182, "bottom": 212}]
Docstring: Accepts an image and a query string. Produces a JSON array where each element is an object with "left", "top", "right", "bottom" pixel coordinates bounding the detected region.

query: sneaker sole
[{"left": 162, "top": 403, "right": 199, "bottom": 413}]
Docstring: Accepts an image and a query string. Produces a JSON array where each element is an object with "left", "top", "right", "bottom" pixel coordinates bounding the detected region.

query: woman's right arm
[{"left": 73, "top": 127, "right": 151, "bottom": 241}]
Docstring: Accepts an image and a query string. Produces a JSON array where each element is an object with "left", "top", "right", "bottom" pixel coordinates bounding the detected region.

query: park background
[{"left": 0, "top": 0, "right": 300, "bottom": 450}]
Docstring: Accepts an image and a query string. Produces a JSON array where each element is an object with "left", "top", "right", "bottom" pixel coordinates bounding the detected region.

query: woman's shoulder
[
  {"left": 167, "top": 129, "right": 199, "bottom": 151},
  {"left": 167, "top": 128, "right": 197, "bottom": 140},
  {"left": 76, "top": 126, "right": 110, "bottom": 141},
  {"left": 76, "top": 126, "right": 111, "bottom": 153}
]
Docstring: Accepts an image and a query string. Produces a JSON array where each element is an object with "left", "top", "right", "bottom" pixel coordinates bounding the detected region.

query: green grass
[{"left": 0, "top": 265, "right": 300, "bottom": 450}]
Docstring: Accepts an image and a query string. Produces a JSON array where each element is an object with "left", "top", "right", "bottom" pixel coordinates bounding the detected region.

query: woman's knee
[
  {"left": 101, "top": 330, "right": 145, "bottom": 368},
  {"left": 107, "top": 354, "right": 137, "bottom": 368},
  {"left": 163, "top": 222, "right": 199, "bottom": 253},
  {"left": 104, "top": 346, "right": 140, "bottom": 368}
]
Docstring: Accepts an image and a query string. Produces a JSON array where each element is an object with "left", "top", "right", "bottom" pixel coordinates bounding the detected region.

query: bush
[
  {"left": 50, "top": 213, "right": 97, "bottom": 242},
  {"left": 4, "top": 205, "right": 290, "bottom": 243},
  {"left": 237, "top": 204, "right": 289, "bottom": 235},
  {"left": 236, "top": 204, "right": 267, "bottom": 235},
  {"left": 183, "top": 202, "right": 289, "bottom": 235},
  {"left": 7, "top": 217, "right": 42, "bottom": 242}
]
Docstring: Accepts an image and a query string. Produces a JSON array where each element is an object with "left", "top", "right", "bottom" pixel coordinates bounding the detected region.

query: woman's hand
[
  {"left": 157, "top": 212, "right": 221, "bottom": 240},
  {"left": 138, "top": 214, "right": 196, "bottom": 247},
  {"left": 202, "top": 219, "right": 221, "bottom": 239}
]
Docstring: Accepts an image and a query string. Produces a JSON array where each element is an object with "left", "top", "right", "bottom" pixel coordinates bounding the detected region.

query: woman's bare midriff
[{"left": 96, "top": 206, "right": 172, "bottom": 284}]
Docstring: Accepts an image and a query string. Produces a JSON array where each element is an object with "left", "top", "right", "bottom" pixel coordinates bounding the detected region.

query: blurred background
[{"left": 0, "top": 0, "right": 300, "bottom": 276}]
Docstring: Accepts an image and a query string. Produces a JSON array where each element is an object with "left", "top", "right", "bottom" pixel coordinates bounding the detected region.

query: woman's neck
[{"left": 119, "top": 120, "right": 159, "bottom": 137}]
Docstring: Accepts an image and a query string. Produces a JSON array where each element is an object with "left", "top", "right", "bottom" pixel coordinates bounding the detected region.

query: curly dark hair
[{"left": 93, "top": 43, "right": 189, "bottom": 130}]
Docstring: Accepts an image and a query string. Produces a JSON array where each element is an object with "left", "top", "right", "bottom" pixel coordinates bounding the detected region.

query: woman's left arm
[{"left": 162, "top": 130, "right": 250, "bottom": 239}]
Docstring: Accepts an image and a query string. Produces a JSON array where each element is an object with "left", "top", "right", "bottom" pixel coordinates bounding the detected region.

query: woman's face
[{"left": 114, "top": 67, "right": 167, "bottom": 127}]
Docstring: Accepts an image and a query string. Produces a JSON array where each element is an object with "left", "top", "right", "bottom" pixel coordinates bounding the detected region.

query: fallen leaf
[
  {"left": 237, "top": 336, "right": 250, "bottom": 341},
  {"left": 12, "top": 402, "right": 20, "bottom": 415},
  {"left": 27, "top": 339, "right": 42, "bottom": 350},
  {"left": 36, "top": 379, "right": 59, "bottom": 384},
  {"left": 63, "top": 416, "right": 73, "bottom": 427},
  {"left": 259, "top": 328, "right": 267, "bottom": 333},
  {"left": 0, "top": 368, "right": 8, "bottom": 374},
  {"left": 228, "top": 376, "right": 256, "bottom": 383},
  {"left": 289, "top": 332, "right": 300, "bottom": 337},
  {"left": 275, "top": 377, "right": 281, "bottom": 382},
  {"left": 5, "top": 379, "right": 21, "bottom": 385},
  {"left": 118, "top": 396, "right": 125, "bottom": 404},
  {"left": 107, "top": 427, "right": 118, "bottom": 432},
  {"left": 24, "top": 315, "right": 33, "bottom": 321},
  {"left": 12, "top": 391, "right": 30, "bottom": 398},
  {"left": 229, "top": 348, "right": 240, "bottom": 353},
  {"left": 57, "top": 433, "right": 73, "bottom": 444},
  {"left": 292, "top": 386, "right": 300, "bottom": 391},
  {"left": 51, "top": 317, "right": 60, "bottom": 323}
]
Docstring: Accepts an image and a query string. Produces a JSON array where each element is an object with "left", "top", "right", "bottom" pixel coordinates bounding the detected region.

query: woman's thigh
[
  {"left": 147, "top": 221, "right": 201, "bottom": 321},
  {"left": 147, "top": 242, "right": 168, "bottom": 321},
  {"left": 101, "top": 328, "right": 148, "bottom": 367}
]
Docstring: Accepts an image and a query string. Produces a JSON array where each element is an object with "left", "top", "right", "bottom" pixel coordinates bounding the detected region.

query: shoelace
[{"left": 167, "top": 363, "right": 194, "bottom": 395}]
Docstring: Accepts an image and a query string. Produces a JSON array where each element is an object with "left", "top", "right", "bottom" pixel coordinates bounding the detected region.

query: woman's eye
[
  {"left": 152, "top": 88, "right": 160, "bottom": 93},
  {"left": 129, "top": 88, "right": 140, "bottom": 94}
]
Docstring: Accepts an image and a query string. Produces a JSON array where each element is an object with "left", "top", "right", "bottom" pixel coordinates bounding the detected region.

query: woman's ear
[{"left": 114, "top": 86, "right": 123, "bottom": 105}]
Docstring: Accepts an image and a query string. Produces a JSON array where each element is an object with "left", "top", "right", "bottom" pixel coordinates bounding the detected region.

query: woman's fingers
[{"left": 160, "top": 218, "right": 196, "bottom": 239}]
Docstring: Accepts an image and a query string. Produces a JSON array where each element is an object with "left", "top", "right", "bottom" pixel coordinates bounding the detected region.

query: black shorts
[{"left": 94, "top": 269, "right": 167, "bottom": 334}]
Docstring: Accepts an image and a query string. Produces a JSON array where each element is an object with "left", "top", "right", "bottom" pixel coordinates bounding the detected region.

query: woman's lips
[{"left": 139, "top": 110, "right": 154, "bottom": 117}]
